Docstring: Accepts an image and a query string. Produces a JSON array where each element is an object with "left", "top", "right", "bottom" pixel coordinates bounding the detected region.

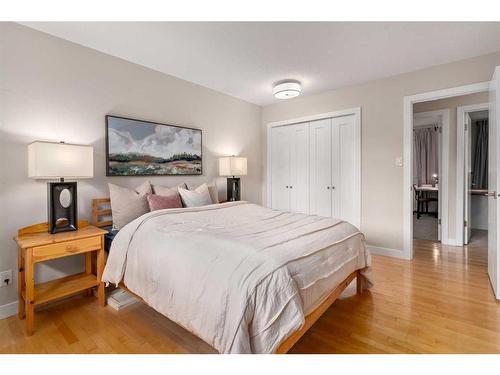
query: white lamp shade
[
  {"left": 219, "top": 156, "right": 247, "bottom": 176},
  {"left": 28, "top": 141, "right": 94, "bottom": 179}
]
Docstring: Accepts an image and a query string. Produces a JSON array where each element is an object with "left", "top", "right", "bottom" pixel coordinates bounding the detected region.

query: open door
[
  {"left": 464, "top": 113, "right": 472, "bottom": 244},
  {"left": 437, "top": 125, "right": 442, "bottom": 241},
  {"left": 488, "top": 66, "right": 500, "bottom": 299}
]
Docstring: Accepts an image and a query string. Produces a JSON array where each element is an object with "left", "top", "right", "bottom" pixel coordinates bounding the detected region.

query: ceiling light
[{"left": 273, "top": 81, "right": 301, "bottom": 99}]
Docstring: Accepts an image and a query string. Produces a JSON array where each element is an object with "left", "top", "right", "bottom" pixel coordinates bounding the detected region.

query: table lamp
[
  {"left": 219, "top": 156, "right": 247, "bottom": 201},
  {"left": 28, "top": 141, "right": 94, "bottom": 233}
]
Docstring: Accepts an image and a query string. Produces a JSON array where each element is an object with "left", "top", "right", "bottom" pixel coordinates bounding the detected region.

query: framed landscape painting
[{"left": 106, "top": 115, "right": 202, "bottom": 176}]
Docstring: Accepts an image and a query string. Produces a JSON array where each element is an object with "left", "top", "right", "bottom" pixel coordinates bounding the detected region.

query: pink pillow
[{"left": 146, "top": 193, "right": 182, "bottom": 211}]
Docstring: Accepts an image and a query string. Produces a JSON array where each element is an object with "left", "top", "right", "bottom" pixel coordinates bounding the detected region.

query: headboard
[{"left": 91, "top": 198, "right": 112, "bottom": 228}]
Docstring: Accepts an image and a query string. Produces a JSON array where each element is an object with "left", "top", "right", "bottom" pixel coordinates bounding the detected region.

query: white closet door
[
  {"left": 331, "top": 115, "right": 356, "bottom": 224},
  {"left": 271, "top": 126, "right": 290, "bottom": 210},
  {"left": 289, "top": 123, "right": 310, "bottom": 214},
  {"left": 309, "top": 118, "right": 332, "bottom": 216}
]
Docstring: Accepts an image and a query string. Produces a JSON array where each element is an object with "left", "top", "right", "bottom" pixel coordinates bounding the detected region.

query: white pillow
[
  {"left": 152, "top": 182, "right": 187, "bottom": 196},
  {"left": 178, "top": 183, "right": 213, "bottom": 207},
  {"left": 108, "top": 181, "right": 152, "bottom": 230},
  {"left": 186, "top": 181, "right": 219, "bottom": 204}
]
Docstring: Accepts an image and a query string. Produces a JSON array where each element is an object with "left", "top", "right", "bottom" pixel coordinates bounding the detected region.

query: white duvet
[{"left": 102, "top": 201, "right": 371, "bottom": 353}]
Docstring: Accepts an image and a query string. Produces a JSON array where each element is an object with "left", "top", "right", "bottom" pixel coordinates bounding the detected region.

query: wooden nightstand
[{"left": 14, "top": 220, "right": 107, "bottom": 335}]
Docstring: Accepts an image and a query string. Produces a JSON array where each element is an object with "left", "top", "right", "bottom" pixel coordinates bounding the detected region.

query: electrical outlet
[{"left": 0, "top": 270, "right": 12, "bottom": 288}]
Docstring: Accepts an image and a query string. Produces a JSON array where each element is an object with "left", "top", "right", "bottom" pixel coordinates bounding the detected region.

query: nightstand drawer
[{"left": 32, "top": 236, "right": 101, "bottom": 262}]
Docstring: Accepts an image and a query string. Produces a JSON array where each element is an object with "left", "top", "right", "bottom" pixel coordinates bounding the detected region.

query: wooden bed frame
[{"left": 91, "top": 198, "right": 368, "bottom": 354}]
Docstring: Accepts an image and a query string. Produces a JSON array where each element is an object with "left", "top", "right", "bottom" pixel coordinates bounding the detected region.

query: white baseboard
[
  {"left": 442, "top": 238, "right": 460, "bottom": 246},
  {"left": 0, "top": 300, "right": 18, "bottom": 320},
  {"left": 367, "top": 246, "right": 406, "bottom": 259}
]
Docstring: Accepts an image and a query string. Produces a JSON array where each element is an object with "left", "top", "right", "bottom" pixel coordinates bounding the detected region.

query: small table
[
  {"left": 14, "top": 221, "right": 107, "bottom": 335},
  {"left": 414, "top": 185, "right": 439, "bottom": 218}
]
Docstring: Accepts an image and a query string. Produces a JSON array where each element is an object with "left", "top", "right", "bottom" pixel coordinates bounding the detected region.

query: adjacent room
[
  {"left": 2, "top": 19, "right": 500, "bottom": 359},
  {"left": 467, "top": 109, "right": 489, "bottom": 247},
  {"left": 412, "top": 110, "right": 441, "bottom": 242}
]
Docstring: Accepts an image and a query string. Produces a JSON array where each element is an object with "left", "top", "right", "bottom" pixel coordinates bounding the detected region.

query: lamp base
[
  {"left": 48, "top": 181, "right": 78, "bottom": 234},
  {"left": 226, "top": 177, "right": 241, "bottom": 202}
]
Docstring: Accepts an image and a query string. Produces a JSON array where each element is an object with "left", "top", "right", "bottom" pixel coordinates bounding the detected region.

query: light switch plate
[
  {"left": 395, "top": 156, "right": 403, "bottom": 167},
  {"left": 0, "top": 270, "right": 12, "bottom": 287}
]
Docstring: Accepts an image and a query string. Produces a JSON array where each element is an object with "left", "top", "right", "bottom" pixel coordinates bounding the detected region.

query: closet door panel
[
  {"left": 309, "top": 119, "right": 332, "bottom": 217},
  {"left": 271, "top": 126, "right": 290, "bottom": 210},
  {"left": 331, "top": 118, "right": 340, "bottom": 218},
  {"left": 332, "top": 115, "right": 356, "bottom": 224},
  {"left": 290, "top": 123, "right": 310, "bottom": 214}
]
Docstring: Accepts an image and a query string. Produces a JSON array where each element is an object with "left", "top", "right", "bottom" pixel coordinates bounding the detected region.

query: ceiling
[{"left": 20, "top": 22, "right": 500, "bottom": 106}]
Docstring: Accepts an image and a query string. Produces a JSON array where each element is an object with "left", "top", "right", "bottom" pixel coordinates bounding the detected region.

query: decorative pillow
[
  {"left": 178, "top": 183, "right": 213, "bottom": 207},
  {"left": 146, "top": 193, "right": 182, "bottom": 211},
  {"left": 186, "top": 181, "right": 219, "bottom": 204},
  {"left": 152, "top": 182, "right": 187, "bottom": 196},
  {"left": 108, "top": 181, "right": 152, "bottom": 230}
]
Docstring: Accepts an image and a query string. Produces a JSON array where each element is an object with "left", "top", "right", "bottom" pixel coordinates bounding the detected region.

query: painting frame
[{"left": 105, "top": 115, "right": 203, "bottom": 177}]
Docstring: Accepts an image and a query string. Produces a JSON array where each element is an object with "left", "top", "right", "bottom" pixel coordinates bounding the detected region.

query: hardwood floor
[{"left": 1, "top": 238, "right": 499, "bottom": 353}]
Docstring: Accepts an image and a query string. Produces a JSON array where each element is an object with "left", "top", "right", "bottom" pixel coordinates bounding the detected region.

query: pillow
[
  {"left": 186, "top": 181, "right": 219, "bottom": 204},
  {"left": 178, "top": 183, "right": 213, "bottom": 207},
  {"left": 152, "top": 182, "right": 187, "bottom": 196},
  {"left": 108, "top": 181, "right": 152, "bottom": 230},
  {"left": 146, "top": 193, "right": 182, "bottom": 211}
]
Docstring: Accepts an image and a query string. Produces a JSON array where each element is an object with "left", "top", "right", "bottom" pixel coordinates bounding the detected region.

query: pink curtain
[{"left": 413, "top": 127, "right": 438, "bottom": 186}]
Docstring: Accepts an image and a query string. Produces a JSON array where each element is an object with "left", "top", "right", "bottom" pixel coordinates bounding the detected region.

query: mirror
[{"left": 59, "top": 188, "right": 72, "bottom": 208}]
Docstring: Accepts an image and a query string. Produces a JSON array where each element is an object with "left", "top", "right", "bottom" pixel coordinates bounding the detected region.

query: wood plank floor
[{"left": 1, "top": 238, "right": 499, "bottom": 353}]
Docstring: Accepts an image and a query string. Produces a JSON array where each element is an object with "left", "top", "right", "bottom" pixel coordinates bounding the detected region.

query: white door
[
  {"left": 488, "top": 66, "right": 500, "bottom": 299},
  {"left": 437, "top": 126, "right": 442, "bottom": 241},
  {"left": 289, "top": 123, "right": 310, "bottom": 214},
  {"left": 309, "top": 118, "right": 332, "bottom": 217},
  {"left": 464, "top": 113, "right": 472, "bottom": 244},
  {"left": 271, "top": 126, "right": 290, "bottom": 211},
  {"left": 331, "top": 115, "right": 357, "bottom": 224}
]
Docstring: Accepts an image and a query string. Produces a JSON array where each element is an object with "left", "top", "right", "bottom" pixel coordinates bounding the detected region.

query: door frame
[
  {"left": 266, "top": 107, "right": 361, "bottom": 228},
  {"left": 403, "top": 82, "right": 490, "bottom": 260},
  {"left": 412, "top": 109, "right": 449, "bottom": 243},
  {"left": 456, "top": 102, "right": 490, "bottom": 246}
]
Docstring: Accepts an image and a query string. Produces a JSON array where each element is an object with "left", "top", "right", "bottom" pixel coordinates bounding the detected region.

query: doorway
[
  {"left": 404, "top": 75, "right": 500, "bottom": 300},
  {"left": 457, "top": 104, "right": 490, "bottom": 247},
  {"left": 411, "top": 110, "right": 447, "bottom": 242}
]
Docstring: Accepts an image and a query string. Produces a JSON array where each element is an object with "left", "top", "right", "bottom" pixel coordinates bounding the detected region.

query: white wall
[
  {"left": 261, "top": 51, "right": 500, "bottom": 254},
  {"left": 0, "top": 23, "right": 262, "bottom": 309}
]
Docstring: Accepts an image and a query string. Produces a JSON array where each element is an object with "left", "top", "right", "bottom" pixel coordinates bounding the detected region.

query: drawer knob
[{"left": 66, "top": 245, "right": 79, "bottom": 253}]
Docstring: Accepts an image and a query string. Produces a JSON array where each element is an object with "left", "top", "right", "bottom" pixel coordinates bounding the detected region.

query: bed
[{"left": 92, "top": 199, "right": 371, "bottom": 354}]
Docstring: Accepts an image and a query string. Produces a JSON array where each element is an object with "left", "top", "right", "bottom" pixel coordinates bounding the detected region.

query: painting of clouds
[{"left": 106, "top": 116, "right": 202, "bottom": 176}]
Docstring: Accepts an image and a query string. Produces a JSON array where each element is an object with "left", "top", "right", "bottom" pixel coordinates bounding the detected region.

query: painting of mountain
[{"left": 106, "top": 115, "right": 202, "bottom": 176}]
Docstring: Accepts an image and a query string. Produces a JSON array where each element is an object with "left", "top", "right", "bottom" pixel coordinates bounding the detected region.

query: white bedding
[{"left": 102, "top": 201, "right": 371, "bottom": 353}]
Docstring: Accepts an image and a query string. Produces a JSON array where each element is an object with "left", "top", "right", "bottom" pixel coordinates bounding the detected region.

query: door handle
[{"left": 485, "top": 191, "right": 497, "bottom": 199}]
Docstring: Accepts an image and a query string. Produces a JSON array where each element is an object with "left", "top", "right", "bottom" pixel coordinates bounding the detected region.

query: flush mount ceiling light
[{"left": 273, "top": 81, "right": 302, "bottom": 99}]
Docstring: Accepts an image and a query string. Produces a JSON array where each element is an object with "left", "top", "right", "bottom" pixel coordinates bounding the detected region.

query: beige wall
[
  {"left": 261, "top": 52, "right": 500, "bottom": 253},
  {"left": 0, "top": 23, "right": 261, "bottom": 309},
  {"left": 414, "top": 92, "right": 489, "bottom": 241}
]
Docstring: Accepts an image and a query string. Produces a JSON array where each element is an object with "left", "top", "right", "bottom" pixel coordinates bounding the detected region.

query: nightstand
[{"left": 14, "top": 220, "right": 107, "bottom": 335}]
